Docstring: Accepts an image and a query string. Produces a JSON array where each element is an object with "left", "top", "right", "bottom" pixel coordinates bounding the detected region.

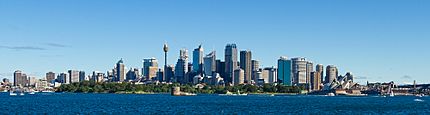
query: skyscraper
[
  {"left": 58, "top": 72, "right": 69, "bottom": 84},
  {"left": 264, "top": 67, "right": 277, "bottom": 83},
  {"left": 240, "top": 50, "right": 252, "bottom": 83},
  {"left": 143, "top": 58, "right": 158, "bottom": 80},
  {"left": 215, "top": 60, "right": 225, "bottom": 78},
  {"left": 204, "top": 51, "right": 216, "bottom": 76},
  {"left": 225, "top": 44, "right": 238, "bottom": 84},
  {"left": 14, "top": 70, "right": 27, "bottom": 86},
  {"left": 79, "top": 71, "right": 86, "bottom": 82},
  {"left": 46, "top": 72, "right": 56, "bottom": 83},
  {"left": 175, "top": 48, "right": 189, "bottom": 83},
  {"left": 278, "top": 56, "right": 292, "bottom": 86},
  {"left": 325, "top": 65, "right": 338, "bottom": 84},
  {"left": 233, "top": 69, "right": 244, "bottom": 85},
  {"left": 165, "top": 65, "right": 175, "bottom": 82},
  {"left": 68, "top": 70, "right": 80, "bottom": 83},
  {"left": 310, "top": 71, "right": 321, "bottom": 91},
  {"left": 251, "top": 60, "right": 260, "bottom": 81},
  {"left": 192, "top": 45, "right": 204, "bottom": 74},
  {"left": 292, "top": 57, "right": 307, "bottom": 85},
  {"left": 126, "top": 68, "right": 139, "bottom": 81},
  {"left": 316, "top": 64, "right": 324, "bottom": 83},
  {"left": 306, "top": 61, "right": 314, "bottom": 85},
  {"left": 116, "top": 59, "right": 125, "bottom": 82}
]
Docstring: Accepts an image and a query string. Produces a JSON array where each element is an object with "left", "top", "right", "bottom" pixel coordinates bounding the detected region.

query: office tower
[
  {"left": 163, "top": 43, "right": 169, "bottom": 82},
  {"left": 107, "top": 70, "right": 115, "bottom": 82},
  {"left": 143, "top": 58, "right": 158, "bottom": 80},
  {"left": 264, "top": 67, "right": 277, "bottom": 83},
  {"left": 215, "top": 60, "right": 225, "bottom": 78},
  {"left": 156, "top": 69, "right": 164, "bottom": 82},
  {"left": 116, "top": 59, "right": 125, "bottom": 82},
  {"left": 14, "top": 70, "right": 27, "bottom": 86},
  {"left": 233, "top": 69, "right": 244, "bottom": 85},
  {"left": 175, "top": 49, "right": 189, "bottom": 83},
  {"left": 165, "top": 65, "right": 175, "bottom": 82},
  {"left": 225, "top": 44, "right": 238, "bottom": 84},
  {"left": 28, "top": 76, "right": 37, "bottom": 86},
  {"left": 306, "top": 61, "right": 314, "bottom": 85},
  {"left": 92, "top": 71, "right": 104, "bottom": 83},
  {"left": 251, "top": 60, "right": 260, "bottom": 81},
  {"left": 126, "top": 68, "right": 139, "bottom": 81},
  {"left": 278, "top": 56, "right": 293, "bottom": 86},
  {"left": 316, "top": 64, "right": 324, "bottom": 83},
  {"left": 325, "top": 65, "right": 338, "bottom": 84},
  {"left": 79, "top": 71, "right": 86, "bottom": 82},
  {"left": 292, "top": 57, "right": 308, "bottom": 85},
  {"left": 193, "top": 45, "right": 204, "bottom": 74},
  {"left": 58, "top": 72, "right": 69, "bottom": 84},
  {"left": 68, "top": 70, "right": 80, "bottom": 83},
  {"left": 310, "top": 71, "right": 321, "bottom": 91},
  {"left": 240, "top": 50, "right": 252, "bottom": 83},
  {"left": 204, "top": 51, "right": 216, "bottom": 76},
  {"left": 46, "top": 72, "right": 56, "bottom": 83}
]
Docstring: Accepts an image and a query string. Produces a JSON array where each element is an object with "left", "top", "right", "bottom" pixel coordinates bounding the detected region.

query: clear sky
[{"left": 1, "top": 0, "right": 429, "bottom": 84}]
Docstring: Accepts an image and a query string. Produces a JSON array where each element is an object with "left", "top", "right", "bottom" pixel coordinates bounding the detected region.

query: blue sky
[{"left": 0, "top": 0, "right": 429, "bottom": 84}]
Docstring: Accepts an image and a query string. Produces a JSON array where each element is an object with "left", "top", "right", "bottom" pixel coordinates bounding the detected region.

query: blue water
[{"left": 1, "top": 93, "right": 429, "bottom": 114}]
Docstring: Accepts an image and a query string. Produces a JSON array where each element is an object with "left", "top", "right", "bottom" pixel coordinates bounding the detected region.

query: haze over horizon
[{"left": 1, "top": 0, "right": 429, "bottom": 85}]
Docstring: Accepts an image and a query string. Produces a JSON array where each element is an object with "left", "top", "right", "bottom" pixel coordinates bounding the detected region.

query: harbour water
[{"left": 1, "top": 93, "right": 429, "bottom": 114}]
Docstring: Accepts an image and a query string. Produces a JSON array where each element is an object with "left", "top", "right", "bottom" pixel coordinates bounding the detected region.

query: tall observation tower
[{"left": 163, "top": 43, "right": 169, "bottom": 82}]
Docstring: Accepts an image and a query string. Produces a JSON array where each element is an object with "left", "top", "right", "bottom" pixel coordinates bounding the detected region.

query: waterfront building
[
  {"left": 192, "top": 45, "right": 204, "bottom": 74},
  {"left": 68, "top": 70, "right": 80, "bottom": 83},
  {"left": 251, "top": 60, "right": 260, "bottom": 81},
  {"left": 225, "top": 44, "right": 238, "bottom": 84},
  {"left": 46, "top": 72, "right": 56, "bottom": 83},
  {"left": 79, "top": 71, "right": 86, "bottom": 82},
  {"left": 240, "top": 50, "right": 252, "bottom": 83},
  {"left": 92, "top": 71, "right": 105, "bottom": 83},
  {"left": 57, "top": 72, "right": 69, "bottom": 84},
  {"left": 278, "top": 56, "right": 293, "bottom": 86},
  {"left": 233, "top": 69, "right": 244, "bottom": 85},
  {"left": 28, "top": 76, "right": 37, "bottom": 86},
  {"left": 316, "top": 64, "right": 324, "bottom": 83},
  {"left": 325, "top": 65, "right": 338, "bottom": 84},
  {"left": 310, "top": 71, "right": 322, "bottom": 91},
  {"left": 126, "top": 68, "right": 140, "bottom": 81},
  {"left": 204, "top": 51, "right": 216, "bottom": 76},
  {"left": 292, "top": 57, "right": 308, "bottom": 85},
  {"left": 116, "top": 59, "right": 126, "bottom": 82},
  {"left": 175, "top": 49, "right": 189, "bottom": 83},
  {"left": 264, "top": 67, "right": 277, "bottom": 83},
  {"left": 143, "top": 58, "right": 158, "bottom": 80},
  {"left": 14, "top": 70, "right": 27, "bottom": 86}
]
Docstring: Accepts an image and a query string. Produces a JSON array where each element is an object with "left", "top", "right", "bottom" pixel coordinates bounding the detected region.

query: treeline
[{"left": 56, "top": 81, "right": 304, "bottom": 94}]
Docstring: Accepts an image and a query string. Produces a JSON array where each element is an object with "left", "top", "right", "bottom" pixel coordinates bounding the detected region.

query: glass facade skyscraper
[{"left": 277, "top": 56, "right": 292, "bottom": 86}]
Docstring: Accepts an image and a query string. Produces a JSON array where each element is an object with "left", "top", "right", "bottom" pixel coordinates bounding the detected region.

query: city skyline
[{"left": 1, "top": 0, "right": 430, "bottom": 84}]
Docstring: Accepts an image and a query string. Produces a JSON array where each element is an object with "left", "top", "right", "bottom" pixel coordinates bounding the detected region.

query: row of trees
[{"left": 56, "top": 81, "right": 304, "bottom": 94}]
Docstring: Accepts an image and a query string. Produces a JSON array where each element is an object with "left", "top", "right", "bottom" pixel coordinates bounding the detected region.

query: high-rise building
[
  {"left": 278, "top": 56, "right": 293, "bottom": 86},
  {"left": 175, "top": 49, "right": 189, "bottom": 83},
  {"left": 57, "top": 72, "right": 69, "bottom": 84},
  {"left": 251, "top": 60, "right": 260, "bottom": 81},
  {"left": 204, "top": 51, "right": 216, "bottom": 76},
  {"left": 126, "top": 68, "right": 140, "bottom": 81},
  {"left": 79, "top": 71, "right": 86, "bottom": 82},
  {"left": 68, "top": 70, "right": 80, "bottom": 83},
  {"left": 225, "top": 44, "right": 238, "bottom": 84},
  {"left": 233, "top": 69, "right": 244, "bottom": 85},
  {"left": 310, "top": 71, "right": 321, "bottom": 91},
  {"left": 306, "top": 61, "right": 314, "bottom": 85},
  {"left": 316, "top": 64, "right": 324, "bottom": 83},
  {"left": 192, "top": 45, "right": 204, "bottom": 74},
  {"left": 292, "top": 57, "right": 308, "bottom": 85},
  {"left": 14, "top": 70, "right": 27, "bottom": 86},
  {"left": 46, "top": 72, "right": 56, "bottom": 83},
  {"left": 325, "top": 65, "right": 338, "bottom": 84},
  {"left": 240, "top": 50, "right": 252, "bottom": 83},
  {"left": 215, "top": 60, "right": 225, "bottom": 78},
  {"left": 143, "top": 58, "right": 158, "bottom": 79},
  {"left": 92, "top": 71, "right": 105, "bottom": 83},
  {"left": 28, "top": 76, "right": 37, "bottom": 86},
  {"left": 116, "top": 59, "right": 126, "bottom": 82},
  {"left": 165, "top": 65, "right": 175, "bottom": 82},
  {"left": 264, "top": 67, "right": 277, "bottom": 83}
]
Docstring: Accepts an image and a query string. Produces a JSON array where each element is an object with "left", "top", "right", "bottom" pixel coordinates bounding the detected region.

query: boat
[
  {"left": 9, "top": 92, "right": 17, "bottom": 96},
  {"left": 29, "top": 92, "right": 36, "bottom": 95},
  {"left": 414, "top": 99, "right": 424, "bottom": 102},
  {"left": 326, "top": 93, "right": 335, "bottom": 97},
  {"left": 19, "top": 92, "right": 25, "bottom": 96},
  {"left": 41, "top": 90, "right": 54, "bottom": 93},
  {"left": 389, "top": 91, "right": 394, "bottom": 97},
  {"left": 219, "top": 90, "right": 247, "bottom": 96}
]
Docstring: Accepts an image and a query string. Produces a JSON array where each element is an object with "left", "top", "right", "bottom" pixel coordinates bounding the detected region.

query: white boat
[
  {"left": 41, "top": 90, "right": 54, "bottom": 93},
  {"left": 9, "top": 92, "right": 17, "bottom": 96},
  {"left": 19, "top": 92, "right": 25, "bottom": 96},
  {"left": 29, "top": 92, "right": 36, "bottom": 95},
  {"left": 389, "top": 91, "right": 394, "bottom": 97},
  {"left": 414, "top": 99, "right": 424, "bottom": 102},
  {"left": 326, "top": 93, "right": 335, "bottom": 97},
  {"left": 3, "top": 90, "right": 8, "bottom": 92}
]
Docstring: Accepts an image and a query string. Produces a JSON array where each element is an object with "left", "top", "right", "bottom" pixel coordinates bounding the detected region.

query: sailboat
[{"left": 389, "top": 91, "right": 394, "bottom": 97}]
